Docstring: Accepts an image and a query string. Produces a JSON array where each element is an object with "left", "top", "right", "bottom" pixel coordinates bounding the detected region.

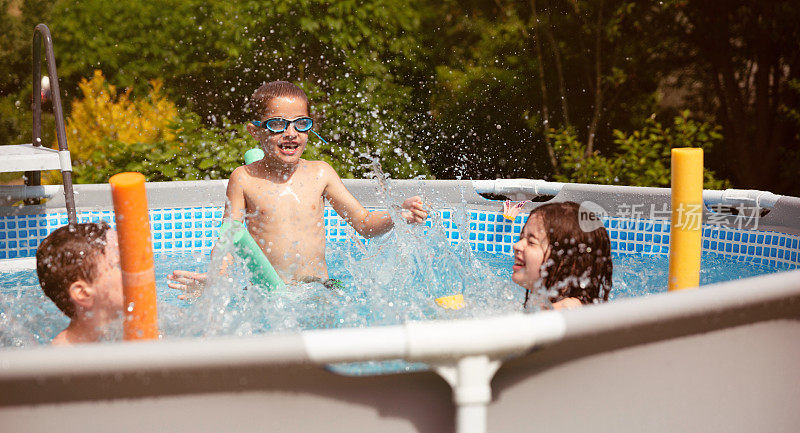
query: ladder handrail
[{"left": 31, "top": 23, "right": 76, "bottom": 224}]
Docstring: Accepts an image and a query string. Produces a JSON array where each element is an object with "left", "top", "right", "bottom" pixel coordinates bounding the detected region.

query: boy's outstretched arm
[
  {"left": 321, "top": 162, "right": 427, "bottom": 238},
  {"left": 168, "top": 167, "right": 248, "bottom": 296}
]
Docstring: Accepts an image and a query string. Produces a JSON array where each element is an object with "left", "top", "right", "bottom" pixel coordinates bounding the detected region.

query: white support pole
[
  {"left": 436, "top": 355, "right": 502, "bottom": 433},
  {"left": 473, "top": 179, "right": 782, "bottom": 210},
  {"left": 472, "top": 179, "right": 566, "bottom": 201},
  {"left": 702, "top": 188, "right": 781, "bottom": 209}
]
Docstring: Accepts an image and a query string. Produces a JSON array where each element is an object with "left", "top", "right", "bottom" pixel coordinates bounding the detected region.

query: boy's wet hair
[
  {"left": 36, "top": 222, "right": 111, "bottom": 318},
  {"left": 249, "top": 81, "right": 309, "bottom": 118},
  {"left": 524, "top": 201, "right": 613, "bottom": 307}
]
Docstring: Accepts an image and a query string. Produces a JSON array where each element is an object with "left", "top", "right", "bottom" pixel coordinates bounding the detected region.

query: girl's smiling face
[{"left": 511, "top": 214, "right": 550, "bottom": 290}]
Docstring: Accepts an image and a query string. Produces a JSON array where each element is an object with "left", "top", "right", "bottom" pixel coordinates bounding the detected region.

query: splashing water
[
  {"left": 161, "top": 158, "right": 525, "bottom": 340},
  {"left": 0, "top": 160, "right": 783, "bottom": 350}
]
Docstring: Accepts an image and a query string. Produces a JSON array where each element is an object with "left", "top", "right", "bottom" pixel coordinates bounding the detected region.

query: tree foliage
[
  {"left": 427, "top": 0, "right": 673, "bottom": 180},
  {"left": 59, "top": 70, "right": 395, "bottom": 183},
  {"left": 0, "top": 0, "right": 52, "bottom": 96},
  {"left": 70, "top": 113, "right": 253, "bottom": 184},
  {"left": 45, "top": 0, "right": 432, "bottom": 179},
  {"left": 1, "top": 0, "right": 798, "bottom": 194},
  {"left": 658, "top": 0, "right": 800, "bottom": 193},
  {"left": 551, "top": 111, "right": 729, "bottom": 189},
  {"left": 65, "top": 71, "right": 178, "bottom": 164},
  {"left": 1, "top": 0, "right": 56, "bottom": 148}
]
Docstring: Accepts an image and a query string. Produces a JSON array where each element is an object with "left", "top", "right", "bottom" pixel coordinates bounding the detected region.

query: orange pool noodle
[
  {"left": 109, "top": 172, "right": 159, "bottom": 340},
  {"left": 668, "top": 148, "right": 703, "bottom": 291}
]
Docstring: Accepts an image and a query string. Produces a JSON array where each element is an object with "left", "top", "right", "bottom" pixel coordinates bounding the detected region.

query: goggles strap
[{"left": 310, "top": 129, "right": 329, "bottom": 144}]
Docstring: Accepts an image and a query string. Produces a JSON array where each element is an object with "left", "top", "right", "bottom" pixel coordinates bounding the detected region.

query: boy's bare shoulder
[
  {"left": 230, "top": 165, "right": 247, "bottom": 177},
  {"left": 304, "top": 158, "right": 333, "bottom": 170},
  {"left": 230, "top": 164, "right": 258, "bottom": 182},
  {"left": 302, "top": 159, "right": 338, "bottom": 179},
  {"left": 226, "top": 165, "right": 259, "bottom": 196}
]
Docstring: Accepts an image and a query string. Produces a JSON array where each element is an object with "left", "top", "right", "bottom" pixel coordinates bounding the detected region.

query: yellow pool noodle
[{"left": 668, "top": 148, "right": 703, "bottom": 291}]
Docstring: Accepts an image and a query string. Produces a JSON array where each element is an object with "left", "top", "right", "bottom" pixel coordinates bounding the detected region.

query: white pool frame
[{"left": 1, "top": 179, "right": 799, "bottom": 433}]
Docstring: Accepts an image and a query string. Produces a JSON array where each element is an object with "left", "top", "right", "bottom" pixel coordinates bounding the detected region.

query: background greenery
[{"left": 1, "top": 0, "right": 798, "bottom": 194}]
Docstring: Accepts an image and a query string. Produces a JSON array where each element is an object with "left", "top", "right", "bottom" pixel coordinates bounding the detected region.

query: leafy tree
[
  {"left": 59, "top": 70, "right": 396, "bottom": 183},
  {"left": 4, "top": 0, "right": 798, "bottom": 192},
  {"left": 0, "top": 95, "right": 56, "bottom": 151},
  {"left": 0, "top": 0, "right": 25, "bottom": 96},
  {"left": 1, "top": 0, "right": 55, "bottom": 150},
  {"left": 427, "top": 0, "right": 676, "bottom": 180},
  {"left": 45, "top": 0, "right": 433, "bottom": 179},
  {"left": 0, "top": 96, "right": 24, "bottom": 147},
  {"left": 551, "top": 111, "right": 729, "bottom": 189},
  {"left": 660, "top": 0, "right": 800, "bottom": 195},
  {"left": 0, "top": 0, "right": 53, "bottom": 96}
]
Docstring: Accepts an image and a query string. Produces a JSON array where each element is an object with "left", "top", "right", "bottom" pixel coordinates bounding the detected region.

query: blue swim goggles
[{"left": 251, "top": 117, "right": 328, "bottom": 144}]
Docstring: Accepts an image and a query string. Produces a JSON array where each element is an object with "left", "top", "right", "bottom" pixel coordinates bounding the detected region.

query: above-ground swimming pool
[{"left": 1, "top": 178, "right": 799, "bottom": 433}]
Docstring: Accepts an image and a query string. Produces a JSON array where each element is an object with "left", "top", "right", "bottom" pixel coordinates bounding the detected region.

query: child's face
[
  {"left": 92, "top": 230, "right": 124, "bottom": 313},
  {"left": 250, "top": 96, "right": 310, "bottom": 166},
  {"left": 511, "top": 214, "right": 550, "bottom": 290}
]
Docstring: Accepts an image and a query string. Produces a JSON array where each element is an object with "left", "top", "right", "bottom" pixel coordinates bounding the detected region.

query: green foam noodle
[
  {"left": 220, "top": 221, "right": 286, "bottom": 291},
  {"left": 244, "top": 148, "right": 265, "bottom": 165}
]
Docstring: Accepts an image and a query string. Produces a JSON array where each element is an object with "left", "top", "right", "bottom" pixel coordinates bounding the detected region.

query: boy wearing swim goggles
[{"left": 169, "top": 81, "right": 428, "bottom": 293}]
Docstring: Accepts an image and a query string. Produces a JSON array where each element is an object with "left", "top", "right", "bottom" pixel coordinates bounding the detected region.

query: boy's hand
[
  {"left": 401, "top": 196, "right": 428, "bottom": 224},
  {"left": 167, "top": 270, "right": 207, "bottom": 300}
]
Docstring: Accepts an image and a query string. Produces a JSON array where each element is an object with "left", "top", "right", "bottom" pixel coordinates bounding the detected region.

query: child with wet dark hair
[
  {"left": 511, "top": 201, "right": 612, "bottom": 310},
  {"left": 36, "top": 222, "right": 124, "bottom": 345},
  {"left": 169, "top": 80, "right": 427, "bottom": 294}
]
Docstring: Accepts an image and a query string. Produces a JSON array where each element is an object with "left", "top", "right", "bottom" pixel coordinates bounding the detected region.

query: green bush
[
  {"left": 70, "top": 111, "right": 388, "bottom": 184},
  {"left": 60, "top": 70, "right": 407, "bottom": 184},
  {"left": 72, "top": 112, "right": 251, "bottom": 183},
  {"left": 0, "top": 96, "right": 22, "bottom": 147},
  {"left": 0, "top": 94, "right": 56, "bottom": 147},
  {"left": 551, "top": 111, "right": 730, "bottom": 189}
]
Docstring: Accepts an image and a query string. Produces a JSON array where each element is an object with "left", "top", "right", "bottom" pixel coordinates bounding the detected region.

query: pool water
[{"left": 0, "top": 240, "right": 782, "bottom": 349}]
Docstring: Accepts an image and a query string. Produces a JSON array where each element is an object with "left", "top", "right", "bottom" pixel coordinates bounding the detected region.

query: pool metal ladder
[{"left": 0, "top": 23, "right": 77, "bottom": 224}]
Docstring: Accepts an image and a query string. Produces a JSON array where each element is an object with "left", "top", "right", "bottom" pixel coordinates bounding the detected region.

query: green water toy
[
  {"left": 244, "top": 147, "right": 265, "bottom": 164},
  {"left": 219, "top": 221, "right": 286, "bottom": 291}
]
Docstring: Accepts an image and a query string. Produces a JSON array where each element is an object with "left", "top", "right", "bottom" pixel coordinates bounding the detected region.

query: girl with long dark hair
[{"left": 511, "top": 201, "right": 613, "bottom": 309}]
